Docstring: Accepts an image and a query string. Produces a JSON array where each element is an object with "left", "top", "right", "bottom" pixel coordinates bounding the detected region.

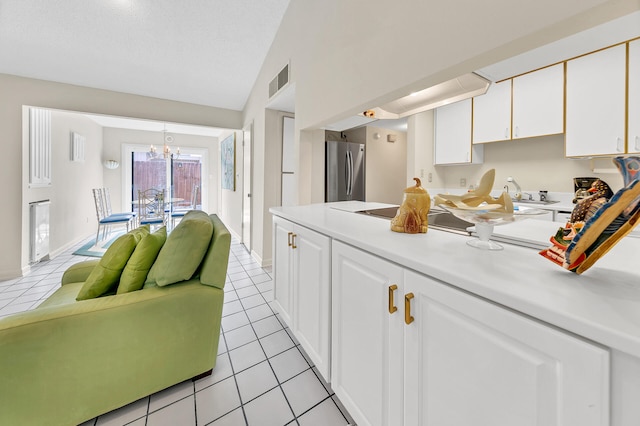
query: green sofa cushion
[
  {"left": 200, "top": 214, "right": 231, "bottom": 289},
  {"left": 146, "top": 211, "right": 213, "bottom": 287},
  {"left": 118, "top": 227, "right": 167, "bottom": 294},
  {"left": 76, "top": 230, "right": 144, "bottom": 301}
]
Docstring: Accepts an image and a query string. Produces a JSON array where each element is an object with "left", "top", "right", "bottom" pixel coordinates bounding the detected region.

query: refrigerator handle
[
  {"left": 346, "top": 151, "right": 351, "bottom": 196},
  {"left": 344, "top": 151, "right": 350, "bottom": 196},
  {"left": 349, "top": 151, "right": 354, "bottom": 196}
]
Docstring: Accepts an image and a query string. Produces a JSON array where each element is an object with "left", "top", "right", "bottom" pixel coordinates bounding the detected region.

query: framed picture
[{"left": 221, "top": 133, "right": 236, "bottom": 191}]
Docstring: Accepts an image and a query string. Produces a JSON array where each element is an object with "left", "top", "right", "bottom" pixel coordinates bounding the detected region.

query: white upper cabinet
[
  {"left": 434, "top": 99, "right": 483, "bottom": 165},
  {"left": 629, "top": 39, "right": 640, "bottom": 154},
  {"left": 472, "top": 80, "right": 512, "bottom": 144},
  {"left": 512, "top": 64, "right": 564, "bottom": 139},
  {"left": 566, "top": 44, "right": 627, "bottom": 157}
]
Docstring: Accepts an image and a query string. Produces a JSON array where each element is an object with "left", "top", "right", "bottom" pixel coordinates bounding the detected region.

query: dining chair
[
  {"left": 92, "top": 188, "right": 133, "bottom": 244},
  {"left": 137, "top": 188, "right": 166, "bottom": 230},
  {"left": 171, "top": 185, "right": 199, "bottom": 228},
  {"left": 103, "top": 187, "right": 137, "bottom": 225}
]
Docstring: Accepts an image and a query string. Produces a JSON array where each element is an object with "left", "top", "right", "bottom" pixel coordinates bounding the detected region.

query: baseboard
[
  {"left": 50, "top": 233, "right": 92, "bottom": 259},
  {"left": 251, "top": 250, "right": 271, "bottom": 268},
  {"left": 0, "top": 267, "right": 29, "bottom": 281}
]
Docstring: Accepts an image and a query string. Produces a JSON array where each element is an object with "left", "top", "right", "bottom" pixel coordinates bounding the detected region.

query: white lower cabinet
[
  {"left": 404, "top": 270, "right": 609, "bottom": 426},
  {"left": 272, "top": 216, "right": 331, "bottom": 380},
  {"left": 331, "top": 240, "right": 610, "bottom": 426},
  {"left": 331, "top": 240, "right": 404, "bottom": 426}
]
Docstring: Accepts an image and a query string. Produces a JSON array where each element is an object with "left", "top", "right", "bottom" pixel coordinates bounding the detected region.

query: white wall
[
  {"left": 364, "top": 126, "right": 407, "bottom": 204},
  {"left": 22, "top": 109, "right": 104, "bottom": 269},
  {"left": 438, "top": 134, "right": 625, "bottom": 194},
  {"left": 1, "top": 73, "right": 241, "bottom": 279}
]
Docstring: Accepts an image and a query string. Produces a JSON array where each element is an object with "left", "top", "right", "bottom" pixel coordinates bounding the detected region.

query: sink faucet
[{"left": 506, "top": 176, "right": 522, "bottom": 201}]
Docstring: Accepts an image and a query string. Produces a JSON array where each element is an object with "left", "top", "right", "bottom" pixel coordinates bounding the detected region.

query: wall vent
[{"left": 269, "top": 63, "right": 289, "bottom": 99}]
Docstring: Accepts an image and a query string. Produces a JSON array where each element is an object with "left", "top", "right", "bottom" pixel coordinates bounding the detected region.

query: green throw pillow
[
  {"left": 76, "top": 233, "right": 139, "bottom": 300},
  {"left": 117, "top": 226, "right": 167, "bottom": 294},
  {"left": 146, "top": 210, "right": 213, "bottom": 287}
]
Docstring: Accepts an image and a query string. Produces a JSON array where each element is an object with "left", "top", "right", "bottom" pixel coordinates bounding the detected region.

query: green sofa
[{"left": 0, "top": 213, "right": 231, "bottom": 426}]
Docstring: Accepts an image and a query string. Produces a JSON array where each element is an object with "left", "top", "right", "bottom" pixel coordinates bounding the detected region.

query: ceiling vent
[{"left": 269, "top": 63, "right": 290, "bottom": 99}]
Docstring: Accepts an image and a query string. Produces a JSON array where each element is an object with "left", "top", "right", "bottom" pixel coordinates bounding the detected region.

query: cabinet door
[
  {"left": 512, "top": 64, "right": 564, "bottom": 139},
  {"left": 566, "top": 44, "right": 626, "bottom": 157},
  {"left": 629, "top": 39, "right": 640, "bottom": 154},
  {"left": 272, "top": 216, "right": 294, "bottom": 326},
  {"left": 434, "top": 99, "right": 482, "bottom": 165},
  {"left": 292, "top": 225, "right": 331, "bottom": 381},
  {"left": 472, "top": 79, "right": 512, "bottom": 143},
  {"left": 403, "top": 271, "right": 610, "bottom": 426},
  {"left": 331, "top": 241, "right": 403, "bottom": 426}
]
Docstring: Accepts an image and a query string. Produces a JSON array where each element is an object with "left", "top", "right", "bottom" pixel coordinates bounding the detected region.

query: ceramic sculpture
[
  {"left": 390, "top": 178, "right": 431, "bottom": 234},
  {"left": 433, "top": 169, "right": 514, "bottom": 214},
  {"left": 539, "top": 157, "right": 640, "bottom": 274}
]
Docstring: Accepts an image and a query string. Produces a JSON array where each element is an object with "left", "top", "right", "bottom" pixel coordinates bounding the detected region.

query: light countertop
[{"left": 271, "top": 201, "right": 640, "bottom": 359}]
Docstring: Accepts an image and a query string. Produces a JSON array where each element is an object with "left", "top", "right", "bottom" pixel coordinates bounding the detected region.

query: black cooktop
[{"left": 356, "top": 207, "right": 473, "bottom": 235}]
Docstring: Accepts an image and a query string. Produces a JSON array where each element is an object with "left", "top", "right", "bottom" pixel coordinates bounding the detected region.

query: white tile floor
[{"left": 0, "top": 236, "right": 356, "bottom": 426}]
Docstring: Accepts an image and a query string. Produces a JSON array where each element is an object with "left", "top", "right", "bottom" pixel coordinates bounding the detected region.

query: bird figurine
[{"left": 569, "top": 179, "right": 613, "bottom": 223}]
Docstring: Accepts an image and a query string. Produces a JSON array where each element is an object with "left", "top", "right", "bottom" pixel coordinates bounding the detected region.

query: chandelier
[{"left": 149, "top": 125, "right": 180, "bottom": 159}]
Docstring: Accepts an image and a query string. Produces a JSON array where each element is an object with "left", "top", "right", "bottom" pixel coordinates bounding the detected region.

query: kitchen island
[{"left": 271, "top": 201, "right": 640, "bottom": 426}]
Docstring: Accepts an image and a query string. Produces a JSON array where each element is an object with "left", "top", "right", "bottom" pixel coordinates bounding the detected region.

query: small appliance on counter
[{"left": 573, "top": 177, "right": 598, "bottom": 203}]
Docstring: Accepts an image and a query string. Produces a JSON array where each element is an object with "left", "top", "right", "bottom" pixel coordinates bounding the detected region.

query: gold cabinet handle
[
  {"left": 388, "top": 285, "right": 398, "bottom": 314},
  {"left": 405, "top": 293, "right": 414, "bottom": 325},
  {"left": 291, "top": 233, "right": 297, "bottom": 249},
  {"left": 287, "top": 232, "right": 293, "bottom": 247}
]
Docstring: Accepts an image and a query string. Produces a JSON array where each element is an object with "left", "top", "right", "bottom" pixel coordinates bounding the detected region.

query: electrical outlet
[
  {"left": 460, "top": 178, "right": 466, "bottom": 187},
  {"left": 420, "top": 168, "right": 425, "bottom": 178},
  {"left": 428, "top": 172, "right": 432, "bottom": 183}
]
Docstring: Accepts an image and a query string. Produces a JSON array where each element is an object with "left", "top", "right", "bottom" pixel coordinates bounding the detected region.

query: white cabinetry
[
  {"left": 404, "top": 270, "right": 609, "bottom": 426},
  {"left": 434, "top": 99, "right": 483, "bottom": 165},
  {"left": 566, "top": 44, "right": 626, "bottom": 157},
  {"left": 629, "top": 39, "right": 640, "bottom": 154},
  {"left": 331, "top": 240, "right": 403, "bottom": 426},
  {"left": 512, "top": 64, "right": 564, "bottom": 139},
  {"left": 332, "top": 240, "right": 610, "bottom": 426},
  {"left": 472, "top": 79, "right": 512, "bottom": 143},
  {"left": 272, "top": 216, "right": 331, "bottom": 380}
]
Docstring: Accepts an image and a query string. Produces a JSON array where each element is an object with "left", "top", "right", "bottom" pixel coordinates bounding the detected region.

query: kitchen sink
[{"left": 513, "top": 199, "right": 559, "bottom": 205}]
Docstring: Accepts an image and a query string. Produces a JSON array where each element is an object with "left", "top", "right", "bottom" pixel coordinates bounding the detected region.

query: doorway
[
  {"left": 123, "top": 145, "right": 208, "bottom": 213},
  {"left": 242, "top": 123, "right": 253, "bottom": 251}
]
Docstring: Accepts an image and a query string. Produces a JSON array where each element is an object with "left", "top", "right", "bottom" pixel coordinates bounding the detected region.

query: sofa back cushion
[
  {"left": 199, "top": 214, "right": 231, "bottom": 289},
  {"left": 118, "top": 226, "right": 167, "bottom": 294},
  {"left": 146, "top": 210, "right": 213, "bottom": 287},
  {"left": 76, "top": 231, "right": 144, "bottom": 300}
]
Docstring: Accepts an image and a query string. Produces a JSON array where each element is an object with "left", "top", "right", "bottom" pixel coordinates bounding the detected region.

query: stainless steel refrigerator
[{"left": 325, "top": 141, "right": 365, "bottom": 202}]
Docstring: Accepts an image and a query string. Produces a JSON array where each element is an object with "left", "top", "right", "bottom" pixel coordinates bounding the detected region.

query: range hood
[
  {"left": 325, "top": 72, "right": 490, "bottom": 131},
  {"left": 366, "top": 72, "right": 491, "bottom": 119}
]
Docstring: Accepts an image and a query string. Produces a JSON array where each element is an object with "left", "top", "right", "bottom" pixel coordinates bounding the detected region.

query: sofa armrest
[
  {"left": 0, "top": 281, "right": 224, "bottom": 426},
  {"left": 61, "top": 260, "right": 100, "bottom": 285}
]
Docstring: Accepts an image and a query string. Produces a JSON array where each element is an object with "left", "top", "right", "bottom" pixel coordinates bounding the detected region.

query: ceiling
[{"left": 0, "top": 0, "right": 290, "bottom": 111}]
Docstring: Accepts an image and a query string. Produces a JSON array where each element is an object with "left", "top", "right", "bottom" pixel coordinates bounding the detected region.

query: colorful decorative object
[
  {"left": 390, "top": 178, "right": 431, "bottom": 234},
  {"left": 539, "top": 157, "right": 640, "bottom": 274}
]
